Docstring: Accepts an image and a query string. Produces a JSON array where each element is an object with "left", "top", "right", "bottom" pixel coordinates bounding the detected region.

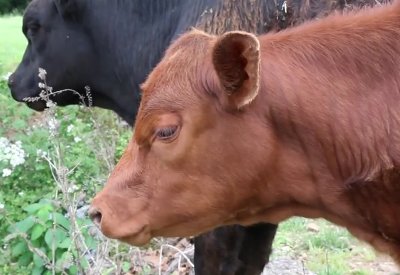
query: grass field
[
  {"left": 0, "top": 15, "right": 398, "bottom": 275},
  {"left": 0, "top": 16, "right": 26, "bottom": 72}
]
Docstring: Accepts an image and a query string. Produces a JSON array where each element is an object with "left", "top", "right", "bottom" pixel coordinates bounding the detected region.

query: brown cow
[{"left": 90, "top": 1, "right": 400, "bottom": 263}]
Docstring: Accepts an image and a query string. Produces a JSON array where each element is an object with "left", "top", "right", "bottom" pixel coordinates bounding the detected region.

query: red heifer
[{"left": 90, "top": 2, "right": 400, "bottom": 263}]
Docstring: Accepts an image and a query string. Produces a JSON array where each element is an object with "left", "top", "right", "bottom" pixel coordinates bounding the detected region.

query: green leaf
[
  {"left": 37, "top": 209, "right": 51, "bottom": 222},
  {"left": 32, "top": 266, "right": 44, "bottom": 275},
  {"left": 69, "top": 265, "right": 78, "bottom": 275},
  {"left": 56, "top": 251, "right": 73, "bottom": 271},
  {"left": 18, "top": 252, "right": 32, "bottom": 266},
  {"left": 44, "top": 230, "right": 55, "bottom": 248},
  {"left": 58, "top": 237, "right": 72, "bottom": 249},
  {"left": 122, "top": 262, "right": 131, "bottom": 272},
  {"left": 33, "top": 252, "right": 44, "bottom": 267},
  {"left": 52, "top": 213, "right": 70, "bottom": 230},
  {"left": 80, "top": 257, "right": 89, "bottom": 269},
  {"left": 15, "top": 216, "right": 35, "bottom": 233},
  {"left": 31, "top": 224, "right": 45, "bottom": 241},
  {"left": 12, "top": 241, "right": 27, "bottom": 257},
  {"left": 31, "top": 239, "right": 41, "bottom": 247},
  {"left": 85, "top": 235, "right": 97, "bottom": 250},
  {"left": 24, "top": 203, "right": 45, "bottom": 214},
  {"left": 44, "top": 228, "right": 67, "bottom": 248}
]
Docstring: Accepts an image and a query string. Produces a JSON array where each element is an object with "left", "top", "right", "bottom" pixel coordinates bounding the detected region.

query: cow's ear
[
  {"left": 212, "top": 31, "right": 260, "bottom": 110},
  {"left": 54, "top": 0, "right": 79, "bottom": 19}
]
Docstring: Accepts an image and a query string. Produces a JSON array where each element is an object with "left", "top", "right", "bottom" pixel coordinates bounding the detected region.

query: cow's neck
[{"left": 241, "top": 6, "right": 400, "bottom": 259}]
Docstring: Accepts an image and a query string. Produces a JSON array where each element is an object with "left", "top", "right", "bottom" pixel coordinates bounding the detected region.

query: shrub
[
  {"left": 0, "top": 0, "right": 29, "bottom": 14},
  {"left": 5, "top": 199, "right": 96, "bottom": 275}
]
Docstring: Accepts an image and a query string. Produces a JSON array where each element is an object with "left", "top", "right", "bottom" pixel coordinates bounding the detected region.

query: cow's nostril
[{"left": 88, "top": 207, "right": 102, "bottom": 227}]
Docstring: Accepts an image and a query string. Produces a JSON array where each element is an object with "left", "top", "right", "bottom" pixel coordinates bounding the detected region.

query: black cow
[{"left": 8, "top": 0, "right": 383, "bottom": 274}]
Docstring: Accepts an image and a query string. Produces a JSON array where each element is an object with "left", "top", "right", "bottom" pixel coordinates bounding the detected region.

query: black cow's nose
[
  {"left": 7, "top": 73, "right": 15, "bottom": 88},
  {"left": 88, "top": 206, "right": 102, "bottom": 227}
]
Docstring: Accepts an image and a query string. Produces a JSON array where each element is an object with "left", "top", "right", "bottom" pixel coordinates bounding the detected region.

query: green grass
[
  {"left": 273, "top": 218, "right": 391, "bottom": 274},
  {"left": 0, "top": 15, "right": 26, "bottom": 72}
]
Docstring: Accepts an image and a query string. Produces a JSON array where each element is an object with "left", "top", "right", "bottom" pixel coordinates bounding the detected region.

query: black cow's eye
[
  {"left": 155, "top": 126, "right": 178, "bottom": 141},
  {"left": 27, "top": 23, "right": 40, "bottom": 37}
]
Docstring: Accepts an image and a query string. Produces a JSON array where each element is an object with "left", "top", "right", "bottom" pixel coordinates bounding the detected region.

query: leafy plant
[{"left": 5, "top": 199, "right": 96, "bottom": 275}]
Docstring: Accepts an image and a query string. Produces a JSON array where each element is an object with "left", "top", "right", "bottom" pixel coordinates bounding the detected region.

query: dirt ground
[
  {"left": 129, "top": 237, "right": 400, "bottom": 275},
  {"left": 263, "top": 254, "right": 399, "bottom": 275}
]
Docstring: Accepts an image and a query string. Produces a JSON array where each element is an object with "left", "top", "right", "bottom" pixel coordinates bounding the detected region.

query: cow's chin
[
  {"left": 150, "top": 213, "right": 228, "bottom": 241},
  {"left": 26, "top": 100, "right": 47, "bottom": 111},
  {"left": 119, "top": 226, "right": 152, "bottom": 246}
]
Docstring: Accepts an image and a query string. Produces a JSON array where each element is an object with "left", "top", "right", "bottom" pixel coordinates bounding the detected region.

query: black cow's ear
[
  {"left": 54, "top": 0, "right": 79, "bottom": 19},
  {"left": 212, "top": 31, "right": 260, "bottom": 110}
]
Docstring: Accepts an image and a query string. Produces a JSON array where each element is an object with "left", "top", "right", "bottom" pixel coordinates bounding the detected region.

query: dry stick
[
  {"left": 37, "top": 69, "right": 101, "bottom": 274},
  {"left": 158, "top": 244, "right": 195, "bottom": 275},
  {"left": 42, "top": 100, "right": 99, "bottom": 274},
  {"left": 45, "top": 144, "right": 89, "bottom": 275}
]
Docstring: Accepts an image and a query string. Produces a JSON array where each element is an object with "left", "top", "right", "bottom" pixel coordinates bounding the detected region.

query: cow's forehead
[
  {"left": 140, "top": 30, "right": 215, "bottom": 102},
  {"left": 27, "top": 0, "right": 53, "bottom": 12},
  {"left": 140, "top": 64, "right": 202, "bottom": 119},
  {"left": 24, "top": 0, "right": 53, "bottom": 22}
]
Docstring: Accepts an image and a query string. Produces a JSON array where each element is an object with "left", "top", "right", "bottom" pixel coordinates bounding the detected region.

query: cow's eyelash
[
  {"left": 27, "top": 23, "right": 40, "bottom": 32},
  {"left": 155, "top": 126, "right": 178, "bottom": 141}
]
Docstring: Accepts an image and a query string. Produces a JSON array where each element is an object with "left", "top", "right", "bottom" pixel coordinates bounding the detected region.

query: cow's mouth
[{"left": 26, "top": 100, "right": 47, "bottom": 111}]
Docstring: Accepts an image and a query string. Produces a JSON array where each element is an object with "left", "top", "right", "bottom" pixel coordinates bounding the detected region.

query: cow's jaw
[
  {"left": 120, "top": 225, "right": 152, "bottom": 246},
  {"left": 26, "top": 100, "right": 47, "bottom": 111}
]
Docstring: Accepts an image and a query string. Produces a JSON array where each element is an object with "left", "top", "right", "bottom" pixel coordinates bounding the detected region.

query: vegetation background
[
  {"left": 0, "top": 0, "right": 27, "bottom": 14},
  {"left": 0, "top": 10, "right": 399, "bottom": 275}
]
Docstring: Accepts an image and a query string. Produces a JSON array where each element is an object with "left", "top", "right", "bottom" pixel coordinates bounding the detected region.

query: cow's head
[
  {"left": 8, "top": 0, "right": 95, "bottom": 110},
  {"left": 90, "top": 30, "right": 279, "bottom": 245}
]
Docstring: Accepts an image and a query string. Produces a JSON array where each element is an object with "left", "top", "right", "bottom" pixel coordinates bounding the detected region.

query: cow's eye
[
  {"left": 27, "top": 23, "right": 40, "bottom": 37},
  {"left": 155, "top": 126, "right": 178, "bottom": 141}
]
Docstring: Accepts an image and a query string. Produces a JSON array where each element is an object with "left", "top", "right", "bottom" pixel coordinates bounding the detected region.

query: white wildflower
[
  {"left": 67, "top": 124, "right": 74, "bottom": 133},
  {"left": 0, "top": 137, "right": 26, "bottom": 168},
  {"left": 2, "top": 168, "right": 12, "bottom": 177},
  {"left": 46, "top": 100, "right": 56, "bottom": 108},
  {"left": 36, "top": 149, "right": 48, "bottom": 159},
  {"left": 2, "top": 72, "right": 11, "bottom": 81},
  {"left": 0, "top": 137, "right": 9, "bottom": 163},
  {"left": 74, "top": 137, "right": 82, "bottom": 143},
  {"left": 9, "top": 144, "right": 26, "bottom": 167},
  {"left": 47, "top": 118, "right": 59, "bottom": 131},
  {"left": 67, "top": 184, "right": 80, "bottom": 193},
  {"left": 0, "top": 137, "right": 8, "bottom": 147},
  {"left": 18, "top": 191, "right": 24, "bottom": 196},
  {"left": 0, "top": 203, "right": 4, "bottom": 210},
  {"left": 38, "top": 68, "right": 47, "bottom": 80}
]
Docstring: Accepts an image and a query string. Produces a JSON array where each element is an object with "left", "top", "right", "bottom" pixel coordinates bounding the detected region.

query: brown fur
[{"left": 91, "top": 1, "right": 400, "bottom": 263}]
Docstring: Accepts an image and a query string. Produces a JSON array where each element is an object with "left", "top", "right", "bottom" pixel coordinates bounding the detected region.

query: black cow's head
[{"left": 8, "top": 0, "right": 95, "bottom": 111}]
